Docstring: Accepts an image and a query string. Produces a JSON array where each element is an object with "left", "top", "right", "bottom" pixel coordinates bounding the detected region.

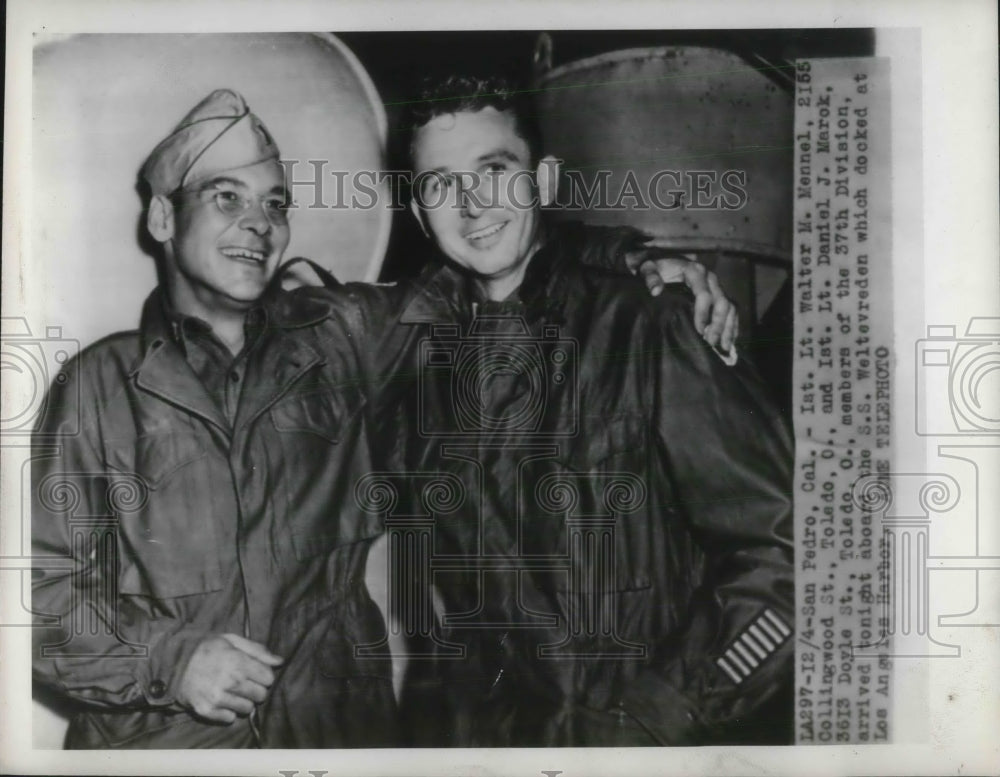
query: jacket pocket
[
  {"left": 270, "top": 391, "right": 349, "bottom": 443},
  {"left": 269, "top": 390, "right": 375, "bottom": 560},
  {"left": 103, "top": 429, "right": 224, "bottom": 598},
  {"left": 269, "top": 388, "right": 364, "bottom": 446},
  {"left": 103, "top": 429, "right": 206, "bottom": 490}
]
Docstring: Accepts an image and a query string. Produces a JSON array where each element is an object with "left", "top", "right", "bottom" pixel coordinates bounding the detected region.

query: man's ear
[
  {"left": 409, "top": 198, "right": 430, "bottom": 238},
  {"left": 146, "top": 194, "right": 175, "bottom": 243},
  {"left": 535, "top": 155, "right": 561, "bottom": 207}
]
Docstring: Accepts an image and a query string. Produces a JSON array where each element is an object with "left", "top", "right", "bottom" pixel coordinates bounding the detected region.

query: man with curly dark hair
[{"left": 391, "top": 75, "right": 794, "bottom": 747}]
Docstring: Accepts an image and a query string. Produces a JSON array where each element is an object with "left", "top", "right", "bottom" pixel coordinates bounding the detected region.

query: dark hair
[{"left": 406, "top": 75, "right": 543, "bottom": 166}]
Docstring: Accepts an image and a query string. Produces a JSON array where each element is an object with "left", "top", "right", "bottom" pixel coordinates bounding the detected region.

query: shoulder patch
[{"left": 716, "top": 609, "right": 792, "bottom": 684}]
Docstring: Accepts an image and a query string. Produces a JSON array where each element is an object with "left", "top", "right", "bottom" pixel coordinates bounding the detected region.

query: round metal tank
[
  {"left": 534, "top": 45, "right": 793, "bottom": 262},
  {"left": 32, "top": 33, "right": 389, "bottom": 348}
]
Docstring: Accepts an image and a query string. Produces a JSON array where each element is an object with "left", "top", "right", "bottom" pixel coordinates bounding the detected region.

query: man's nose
[
  {"left": 460, "top": 185, "right": 485, "bottom": 218},
  {"left": 239, "top": 199, "right": 272, "bottom": 235},
  {"left": 458, "top": 173, "right": 490, "bottom": 218}
]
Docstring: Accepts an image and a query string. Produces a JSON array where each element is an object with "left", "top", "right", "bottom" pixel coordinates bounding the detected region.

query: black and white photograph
[{"left": 1, "top": 2, "right": 997, "bottom": 775}]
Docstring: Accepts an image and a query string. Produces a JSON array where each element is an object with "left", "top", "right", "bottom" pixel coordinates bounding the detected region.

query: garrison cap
[{"left": 141, "top": 88, "right": 280, "bottom": 196}]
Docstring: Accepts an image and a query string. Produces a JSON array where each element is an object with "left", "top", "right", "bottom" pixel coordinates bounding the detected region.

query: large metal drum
[
  {"left": 534, "top": 45, "right": 793, "bottom": 330},
  {"left": 534, "top": 44, "right": 792, "bottom": 258},
  {"left": 31, "top": 33, "right": 390, "bottom": 349}
]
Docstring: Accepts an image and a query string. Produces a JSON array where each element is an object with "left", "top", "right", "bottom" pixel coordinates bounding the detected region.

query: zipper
[{"left": 229, "top": 367, "right": 316, "bottom": 748}]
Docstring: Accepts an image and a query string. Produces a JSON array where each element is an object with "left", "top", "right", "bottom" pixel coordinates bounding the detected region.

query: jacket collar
[
  {"left": 137, "top": 284, "right": 333, "bottom": 350},
  {"left": 133, "top": 287, "right": 326, "bottom": 433},
  {"left": 133, "top": 290, "right": 231, "bottom": 432}
]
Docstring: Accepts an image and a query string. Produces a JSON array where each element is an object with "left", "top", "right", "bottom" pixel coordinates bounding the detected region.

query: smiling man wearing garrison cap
[{"left": 30, "top": 88, "right": 399, "bottom": 748}]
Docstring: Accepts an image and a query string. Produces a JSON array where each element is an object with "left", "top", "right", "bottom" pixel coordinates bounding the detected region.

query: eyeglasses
[{"left": 171, "top": 185, "right": 294, "bottom": 227}]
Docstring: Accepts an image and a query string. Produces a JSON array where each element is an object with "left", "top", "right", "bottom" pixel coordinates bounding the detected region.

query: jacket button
[{"left": 149, "top": 679, "right": 167, "bottom": 699}]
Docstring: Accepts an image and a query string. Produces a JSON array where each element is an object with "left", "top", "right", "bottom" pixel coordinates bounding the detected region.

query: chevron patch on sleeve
[{"left": 715, "top": 609, "right": 792, "bottom": 684}]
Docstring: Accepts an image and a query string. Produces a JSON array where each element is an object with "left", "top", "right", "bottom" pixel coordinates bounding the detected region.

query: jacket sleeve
[
  {"left": 30, "top": 356, "right": 204, "bottom": 711},
  {"left": 617, "top": 290, "right": 794, "bottom": 744},
  {"left": 313, "top": 282, "right": 428, "bottom": 426},
  {"left": 300, "top": 282, "right": 416, "bottom": 395},
  {"left": 567, "top": 221, "right": 657, "bottom": 273}
]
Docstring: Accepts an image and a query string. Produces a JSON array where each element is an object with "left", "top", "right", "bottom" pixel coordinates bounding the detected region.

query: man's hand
[
  {"left": 629, "top": 252, "right": 739, "bottom": 353},
  {"left": 176, "top": 633, "right": 284, "bottom": 724}
]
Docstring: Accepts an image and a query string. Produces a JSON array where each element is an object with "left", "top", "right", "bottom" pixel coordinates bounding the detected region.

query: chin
[
  {"left": 229, "top": 270, "right": 275, "bottom": 296},
  {"left": 458, "top": 251, "right": 517, "bottom": 278},
  {"left": 225, "top": 283, "right": 269, "bottom": 306}
]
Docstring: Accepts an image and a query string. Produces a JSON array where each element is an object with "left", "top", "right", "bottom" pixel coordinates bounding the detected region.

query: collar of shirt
[{"left": 158, "top": 292, "right": 268, "bottom": 361}]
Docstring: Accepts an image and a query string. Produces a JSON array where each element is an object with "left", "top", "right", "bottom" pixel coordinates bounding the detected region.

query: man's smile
[
  {"left": 220, "top": 246, "right": 268, "bottom": 264},
  {"left": 464, "top": 220, "right": 508, "bottom": 245}
]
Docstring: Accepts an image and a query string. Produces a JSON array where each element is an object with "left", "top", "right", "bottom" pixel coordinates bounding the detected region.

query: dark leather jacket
[
  {"left": 363, "top": 222, "right": 794, "bottom": 746},
  {"left": 31, "top": 287, "right": 395, "bottom": 748}
]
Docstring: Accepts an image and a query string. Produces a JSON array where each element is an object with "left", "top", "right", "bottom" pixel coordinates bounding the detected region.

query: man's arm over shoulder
[
  {"left": 566, "top": 221, "right": 740, "bottom": 353},
  {"left": 30, "top": 346, "right": 205, "bottom": 712},
  {"left": 620, "top": 289, "right": 794, "bottom": 743},
  {"left": 292, "top": 279, "right": 427, "bottom": 406}
]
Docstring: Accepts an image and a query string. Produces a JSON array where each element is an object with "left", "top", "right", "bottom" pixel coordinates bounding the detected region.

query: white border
[{"left": 3, "top": 1, "right": 998, "bottom": 775}]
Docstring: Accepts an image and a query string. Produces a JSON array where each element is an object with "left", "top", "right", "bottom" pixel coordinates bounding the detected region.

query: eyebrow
[
  {"left": 476, "top": 149, "right": 521, "bottom": 165},
  {"left": 422, "top": 148, "right": 523, "bottom": 176},
  {"left": 422, "top": 166, "right": 452, "bottom": 177},
  {"left": 199, "top": 176, "right": 247, "bottom": 192},
  {"left": 199, "top": 177, "right": 290, "bottom": 199}
]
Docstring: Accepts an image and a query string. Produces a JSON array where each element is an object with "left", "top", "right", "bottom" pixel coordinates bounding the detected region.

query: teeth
[
  {"left": 221, "top": 247, "right": 266, "bottom": 262},
  {"left": 467, "top": 222, "right": 506, "bottom": 241}
]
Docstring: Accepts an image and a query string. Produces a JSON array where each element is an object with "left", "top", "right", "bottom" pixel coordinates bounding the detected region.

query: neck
[
  {"left": 167, "top": 284, "right": 249, "bottom": 356},
  {"left": 473, "top": 268, "right": 527, "bottom": 303},
  {"left": 211, "top": 318, "right": 247, "bottom": 356}
]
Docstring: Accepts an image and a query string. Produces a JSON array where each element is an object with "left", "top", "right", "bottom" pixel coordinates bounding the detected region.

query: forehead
[
  {"left": 190, "top": 158, "right": 287, "bottom": 191},
  {"left": 412, "top": 106, "right": 530, "bottom": 172}
]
